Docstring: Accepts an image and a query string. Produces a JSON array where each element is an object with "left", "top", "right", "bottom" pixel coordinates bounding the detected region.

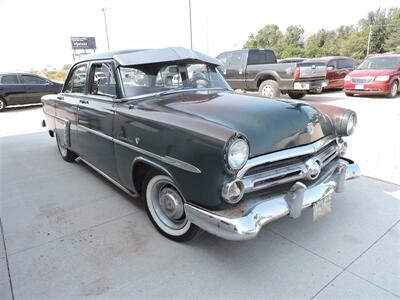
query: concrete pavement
[{"left": 0, "top": 91, "right": 399, "bottom": 299}]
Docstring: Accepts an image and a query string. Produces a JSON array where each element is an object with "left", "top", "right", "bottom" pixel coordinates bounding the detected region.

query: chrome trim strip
[
  {"left": 78, "top": 124, "right": 113, "bottom": 141},
  {"left": 77, "top": 124, "right": 201, "bottom": 174},
  {"left": 237, "top": 136, "right": 336, "bottom": 178},
  {"left": 185, "top": 159, "right": 361, "bottom": 241},
  {"left": 78, "top": 157, "right": 138, "bottom": 198},
  {"left": 114, "top": 138, "right": 201, "bottom": 174}
]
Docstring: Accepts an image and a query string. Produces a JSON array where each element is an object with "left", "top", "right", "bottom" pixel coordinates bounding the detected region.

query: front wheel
[
  {"left": 143, "top": 172, "right": 199, "bottom": 242},
  {"left": 387, "top": 81, "right": 398, "bottom": 98},
  {"left": 56, "top": 133, "right": 78, "bottom": 162},
  {"left": 288, "top": 91, "right": 306, "bottom": 99}
]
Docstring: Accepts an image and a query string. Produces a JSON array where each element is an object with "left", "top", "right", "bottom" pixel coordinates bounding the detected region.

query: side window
[
  {"left": 90, "top": 63, "right": 116, "bottom": 97},
  {"left": 346, "top": 59, "right": 356, "bottom": 69},
  {"left": 1, "top": 75, "right": 19, "bottom": 84},
  {"left": 248, "top": 50, "right": 276, "bottom": 65},
  {"left": 328, "top": 60, "right": 338, "bottom": 70},
  {"left": 21, "top": 75, "right": 47, "bottom": 85},
  {"left": 228, "top": 51, "right": 245, "bottom": 67},
  {"left": 64, "top": 65, "right": 87, "bottom": 94}
]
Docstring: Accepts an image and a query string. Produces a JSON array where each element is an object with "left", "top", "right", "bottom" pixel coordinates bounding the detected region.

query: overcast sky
[{"left": 0, "top": 0, "right": 398, "bottom": 72}]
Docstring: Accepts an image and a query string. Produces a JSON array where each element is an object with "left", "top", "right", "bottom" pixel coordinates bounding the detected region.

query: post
[
  {"left": 366, "top": 24, "right": 372, "bottom": 57},
  {"left": 206, "top": 17, "right": 209, "bottom": 54},
  {"left": 189, "top": 0, "right": 193, "bottom": 49},
  {"left": 101, "top": 8, "right": 110, "bottom": 50}
]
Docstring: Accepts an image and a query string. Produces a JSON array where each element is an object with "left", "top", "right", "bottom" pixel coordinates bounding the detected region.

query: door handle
[{"left": 79, "top": 99, "right": 89, "bottom": 104}]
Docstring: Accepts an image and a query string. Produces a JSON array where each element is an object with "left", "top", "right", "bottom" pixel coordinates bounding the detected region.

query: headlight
[
  {"left": 375, "top": 75, "right": 390, "bottom": 82},
  {"left": 226, "top": 138, "right": 249, "bottom": 171},
  {"left": 344, "top": 75, "right": 351, "bottom": 82},
  {"left": 336, "top": 110, "right": 357, "bottom": 136}
]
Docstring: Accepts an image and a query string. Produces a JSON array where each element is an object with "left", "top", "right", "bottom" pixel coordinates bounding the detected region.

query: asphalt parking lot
[{"left": 0, "top": 91, "right": 399, "bottom": 299}]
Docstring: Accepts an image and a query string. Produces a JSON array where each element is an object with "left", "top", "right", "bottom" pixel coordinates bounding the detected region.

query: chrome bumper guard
[{"left": 185, "top": 159, "right": 361, "bottom": 241}]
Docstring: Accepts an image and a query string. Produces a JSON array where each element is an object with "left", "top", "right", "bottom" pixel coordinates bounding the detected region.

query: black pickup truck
[{"left": 217, "top": 49, "right": 327, "bottom": 99}]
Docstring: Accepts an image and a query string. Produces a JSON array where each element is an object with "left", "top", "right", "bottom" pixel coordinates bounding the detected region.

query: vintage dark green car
[{"left": 42, "top": 47, "right": 360, "bottom": 241}]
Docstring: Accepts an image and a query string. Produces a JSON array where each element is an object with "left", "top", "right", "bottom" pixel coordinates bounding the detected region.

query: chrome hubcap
[
  {"left": 159, "top": 187, "right": 184, "bottom": 220},
  {"left": 150, "top": 179, "right": 188, "bottom": 230},
  {"left": 0, "top": 101, "right": 4, "bottom": 110},
  {"left": 262, "top": 85, "right": 274, "bottom": 97}
]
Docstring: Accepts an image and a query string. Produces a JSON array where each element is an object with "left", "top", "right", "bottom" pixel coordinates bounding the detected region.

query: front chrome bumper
[{"left": 185, "top": 158, "right": 361, "bottom": 241}]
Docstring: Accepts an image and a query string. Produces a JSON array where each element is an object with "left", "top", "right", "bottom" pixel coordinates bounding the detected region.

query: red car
[
  {"left": 306, "top": 56, "right": 356, "bottom": 91},
  {"left": 344, "top": 54, "right": 400, "bottom": 98}
]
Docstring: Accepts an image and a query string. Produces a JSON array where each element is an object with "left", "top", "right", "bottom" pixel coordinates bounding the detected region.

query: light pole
[
  {"left": 188, "top": 0, "right": 193, "bottom": 49},
  {"left": 206, "top": 17, "right": 209, "bottom": 54},
  {"left": 101, "top": 8, "right": 110, "bottom": 50},
  {"left": 366, "top": 24, "right": 372, "bottom": 57}
]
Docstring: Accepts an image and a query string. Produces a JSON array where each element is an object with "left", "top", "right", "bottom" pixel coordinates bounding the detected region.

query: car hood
[
  {"left": 138, "top": 91, "right": 334, "bottom": 157},
  {"left": 349, "top": 69, "right": 394, "bottom": 77}
]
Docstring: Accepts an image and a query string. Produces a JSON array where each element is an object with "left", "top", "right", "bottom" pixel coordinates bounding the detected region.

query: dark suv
[{"left": 0, "top": 73, "right": 63, "bottom": 111}]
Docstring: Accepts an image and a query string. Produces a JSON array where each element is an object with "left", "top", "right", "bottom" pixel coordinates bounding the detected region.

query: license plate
[
  {"left": 355, "top": 84, "right": 364, "bottom": 90},
  {"left": 313, "top": 194, "right": 332, "bottom": 221},
  {"left": 294, "top": 82, "right": 310, "bottom": 90}
]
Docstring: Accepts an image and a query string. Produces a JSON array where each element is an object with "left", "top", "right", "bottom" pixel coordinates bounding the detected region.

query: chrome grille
[
  {"left": 242, "top": 139, "right": 339, "bottom": 193},
  {"left": 351, "top": 77, "right": 374, "bottom": 84}
]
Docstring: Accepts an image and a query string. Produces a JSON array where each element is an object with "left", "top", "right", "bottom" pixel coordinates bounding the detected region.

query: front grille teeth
[{"left": 242, "top": 141, "right": 339, "bottom": 194}]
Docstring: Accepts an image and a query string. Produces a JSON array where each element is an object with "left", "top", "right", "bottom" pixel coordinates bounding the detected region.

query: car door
[
  {"left": 76, "top": 61, "right": 119, "bottom": 180},
  {"left": 326, "top": 60, "right": 339, "bottom": 88},
  {"left": 225, "top": 50, "right": 246, "bottom": 89},
  {"left": 55, "top": 63, "right": 88, "bottom": 155},
  {"left": 0, "top": 74, "right": 26, "bottom": 105},
  {"left": 337, "top": 59, "right": 355, "bottom": 88},
  {"left": 20, "top": 74, "right": 52, "bottom": 104}
]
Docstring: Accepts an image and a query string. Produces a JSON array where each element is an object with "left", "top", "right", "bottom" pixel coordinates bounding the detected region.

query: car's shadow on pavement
[{"left": 1, "top": 104, "right": 42, "bottom": 113}]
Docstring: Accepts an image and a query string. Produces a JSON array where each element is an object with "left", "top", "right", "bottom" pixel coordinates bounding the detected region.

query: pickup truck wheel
[
  {"left": 143, "top": 172, "right": 199, "bottom": 242},
  {"left": 259, "top": 80, "right": 280, "bottom": 98},
  {"left": 56, "top": 133, "right": 77, "bottom": 162},
  {"left": 288, "top": 91, "right": 306, "bottom": 99},
  {"left": 387, "top": 81, "right": 398, "bottom": 98},
  {"left": 0, "top": 98, "right": 6, "bottom": 112}
]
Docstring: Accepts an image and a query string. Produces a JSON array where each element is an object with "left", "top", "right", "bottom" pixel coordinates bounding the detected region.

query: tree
[
  {"left": 280, "top": 26, "right": 305, "bottom": 57},
  {"left": 385, "top": 7, "right": 400, "bottom": 52},
  {"left": 304, "top": 30, "right": 338, "bottom": 58},
  {"left": 341, "top": 30, "right": 369, "bottom": 61},
  {"left": 360, "top": 8, "right": 388, "bottom": 54}
]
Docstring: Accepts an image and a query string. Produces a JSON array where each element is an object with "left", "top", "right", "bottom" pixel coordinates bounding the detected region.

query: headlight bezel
[
  {"left": 336, "top": 110, "right": 357, "bottom": 136},
  {"left": 224, "top": 135, "right": 250, "bottom": 174}
]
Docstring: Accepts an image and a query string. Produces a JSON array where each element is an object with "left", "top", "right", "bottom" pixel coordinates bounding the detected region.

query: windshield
[
  {"left": 358, "top": 57, "right": 400, "bottom": 70},
  {"left": 119, "top": 62, "right": 230, "bottom": 98}
]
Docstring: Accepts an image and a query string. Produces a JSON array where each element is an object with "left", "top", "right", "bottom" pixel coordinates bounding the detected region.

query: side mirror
[{"left": 327, "top": 66, "right": 335, "bottom": 71}]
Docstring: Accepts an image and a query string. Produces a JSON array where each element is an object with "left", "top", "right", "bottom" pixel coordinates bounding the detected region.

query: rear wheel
[
  {"left": 0, "top": 98, "right": 6, "bottom": 112},
  {"left": 387, "top": 81, "right": 398, "bottom": 98},
  {"left": 142, "top": 171, "right": 199, "bottom": 242},
  {"left": 259, "top": 80, "right": 280, "bottom": 98},
  {"left": 288, "top": 91, "right": 306, "bottom": 99},
  {"left": 56, "top": 133, "right": 77, "bottom": 162}
]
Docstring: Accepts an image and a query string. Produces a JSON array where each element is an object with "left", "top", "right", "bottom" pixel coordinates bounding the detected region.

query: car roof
[
  {"left": 366, "top": 54, "right": 400, "bottom": 58},
  {"left": 306, "top": 56, "right": 354, "bottom": 62},
  {"left": 76, "top": 47, "right": 221, "bottom": 66},
  {"left": 0, "top": 72, "right": 45, "bottom": 76}
]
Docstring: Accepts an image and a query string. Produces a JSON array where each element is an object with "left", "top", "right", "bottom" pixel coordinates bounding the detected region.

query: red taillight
[{"left": 294, "top": 66, "right": 300, "bottom": 80}]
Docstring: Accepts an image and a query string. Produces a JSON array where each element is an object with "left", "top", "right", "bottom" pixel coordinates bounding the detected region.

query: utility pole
[
  {"left": 189, "top": 0, "right": 193, "bottom": 49},
  {"left": 366, "top": 24, "right": 372, "bottom": 57},
  {"left": 101, "top": 8, "right": 110, "bottom": 50},
  {"left": 206, "top": 17, "right": 209, "bottom": 54}
]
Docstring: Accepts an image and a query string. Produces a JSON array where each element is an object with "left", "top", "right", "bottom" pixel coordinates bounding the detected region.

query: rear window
[
  {"left": 1, "top": 75, "right": 19, "bottom": 84},
  {"left": 247, "top": 50, "right": 276, "bottom": 65}
]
